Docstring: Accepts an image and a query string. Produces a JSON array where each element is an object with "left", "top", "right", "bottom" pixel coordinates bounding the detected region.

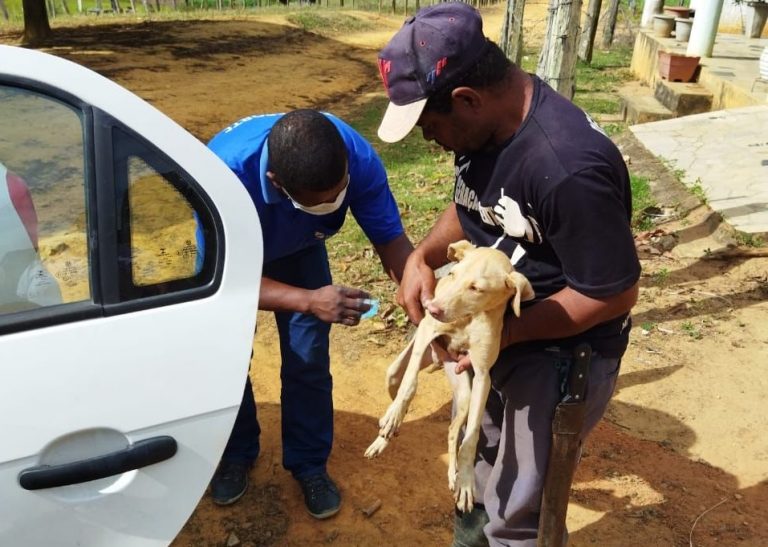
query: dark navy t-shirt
[{"left": 455, "top": 76, "right": 640, "bottom": 356}]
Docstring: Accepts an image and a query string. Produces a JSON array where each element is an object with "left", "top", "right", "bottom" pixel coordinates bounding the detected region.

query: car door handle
[{"left": 18, "top": 435, "right": 178, "bottom": 491}]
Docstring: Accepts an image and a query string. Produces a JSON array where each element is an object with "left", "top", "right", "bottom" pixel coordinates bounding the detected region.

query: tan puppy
[{"left": 365, "top": 240, "right": 534, "bottom": 512}]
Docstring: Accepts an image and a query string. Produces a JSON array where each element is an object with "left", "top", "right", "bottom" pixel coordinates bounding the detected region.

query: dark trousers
[
  {"left": 453, "top": 346, "right": 621, "bottom": 547},
  {"left": 221, "top": 244, "right": 334, "bottom": 479}
]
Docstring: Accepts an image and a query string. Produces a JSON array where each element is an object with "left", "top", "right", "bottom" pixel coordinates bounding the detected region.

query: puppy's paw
[
  {"left": 453, "top": 466, "right": 475, "bottom": 513},
  {"left": 454, "top": 485, "right": 474, "bottom": 514},
  {"left": 364, "top": 436, "right": 389, "bottom": 458},
  {"left": 447, "top": 467, "right": 457, "bottom": 492},
  {"left": 378, "top": 402, "right": 406, "bottom": 438}
]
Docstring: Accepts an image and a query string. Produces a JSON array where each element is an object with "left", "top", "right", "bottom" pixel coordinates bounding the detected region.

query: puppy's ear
[
  {"left": 506, "top": 271, "right": 535, "bottom": 317},
  {"left": 447, "top": 240, "right": 475, "bottom": 262}
]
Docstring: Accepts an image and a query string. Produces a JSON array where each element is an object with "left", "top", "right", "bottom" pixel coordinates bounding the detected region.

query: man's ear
[
  {"left": 266, "top": 171, "right": 281, "bottom": 191},
  {"left": 447, "top": 240, "right": 475, "bottom": 262},
  {"left": 451, "top": 87, "right": 483, "bottom": 112},
  {"left": 506, "top": 271, "right": 535, "bottom": 317}
]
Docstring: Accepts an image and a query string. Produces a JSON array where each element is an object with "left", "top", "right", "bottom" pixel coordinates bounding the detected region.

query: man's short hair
[
  {"left": 424, "top": 41, "right": 512, "bottom": 114},
  {"left": 268, "top": 109, "right": 347, "bottom": 193}
]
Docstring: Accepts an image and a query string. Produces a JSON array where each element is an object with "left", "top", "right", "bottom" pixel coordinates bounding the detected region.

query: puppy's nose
[{"left": 427, "top": 301, "right": 445, "bottom": 321}]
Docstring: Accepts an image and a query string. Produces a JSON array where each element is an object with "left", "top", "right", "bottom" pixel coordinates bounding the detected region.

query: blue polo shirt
[{"left": 209, "top": 113, "right": 404, "bottom": 264}]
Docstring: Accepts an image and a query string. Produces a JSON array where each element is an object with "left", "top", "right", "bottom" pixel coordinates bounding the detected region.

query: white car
[{"left": 0, "top": 45, "right": 263, "bottom": 546}]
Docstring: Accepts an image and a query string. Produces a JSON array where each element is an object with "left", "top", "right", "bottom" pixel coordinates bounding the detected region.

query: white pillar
[
  {"left": 640, "top": 0, "right": 663, "bottom": 28},
  {"left": 686, "top": 0, "right": 726, "bottom": 58}
]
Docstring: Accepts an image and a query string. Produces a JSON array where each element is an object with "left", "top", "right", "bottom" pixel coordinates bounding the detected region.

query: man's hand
[
  {"left": 396, "top": 251, "right": 437, "bottom": 325},
  {"left": 309, "top": 285, "right": 371, "bottom": 325}
]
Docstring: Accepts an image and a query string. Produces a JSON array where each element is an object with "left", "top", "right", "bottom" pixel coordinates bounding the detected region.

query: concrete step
[
  {"left": 619, "top": 83, "right": 675, "bottom": 124},
  {"left": 654, "top": 81, "right": 714, "bottom": 116}
]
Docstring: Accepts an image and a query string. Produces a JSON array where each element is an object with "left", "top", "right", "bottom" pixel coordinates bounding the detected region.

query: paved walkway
[
  {"left": 631, "top": 105, "right": 768, "bottom": 235},
  {"left": 630, "top": 31, "right": 768, "bottom": 235}
]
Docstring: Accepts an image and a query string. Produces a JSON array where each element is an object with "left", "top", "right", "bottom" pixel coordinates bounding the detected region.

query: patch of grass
[
  {"left": 574, "top": 95, "right": 621, "bottom": 115},
  {"left": 285, "top": 11, "right": 374, "bottom": 34},
  {"left": 734, "top": 231, "right": 765, "bottom": 248},
  {"left": 659, "top": 158, "right": 709, "bottom": 205},
  {"left": 575, "top": 46, "right": 633, "bottom": 92},
  {"left": 652, "top": 267, "right": 670, "bottom": 286},
  {"left": 640, "top": 321, "right": 656, "bottom": 332},
  {"left": 630, "top": 173, "right": 656, "bottom": 231},
  {"left": 680, "top": 320, "right": 702, "bottom": 339},
  {"left": 602, "top": 122, "right": 627, "bottom": 137},
  {"left": 689, "top": 177, "right": 708, "bottom": 204}
]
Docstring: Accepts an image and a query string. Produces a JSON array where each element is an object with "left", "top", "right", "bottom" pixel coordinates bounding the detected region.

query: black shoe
[
  {"left": 210, "top": 461, "right": 250, "bottom": 506},
  {"left": 296, "top": 472, "right": 341, "bottom": 519}
]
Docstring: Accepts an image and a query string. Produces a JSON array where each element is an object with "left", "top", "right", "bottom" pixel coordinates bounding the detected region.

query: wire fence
[{"left": 0, "top": 0, "right": 507, "bottom": 23}]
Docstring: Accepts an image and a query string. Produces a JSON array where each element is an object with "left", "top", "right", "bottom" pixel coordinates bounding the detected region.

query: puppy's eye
[{"left": 468, "top": 283, "right": 478, "bottom": 291}]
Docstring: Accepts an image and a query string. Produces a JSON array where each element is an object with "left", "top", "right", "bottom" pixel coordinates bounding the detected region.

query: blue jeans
[{"left": 222, "top": 244, "right": 333, "bottom": 479}]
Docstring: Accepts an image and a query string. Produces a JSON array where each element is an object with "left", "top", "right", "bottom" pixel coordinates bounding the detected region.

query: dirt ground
[{"left": 3, "top": 5, "right": 767, "bottom": 546}]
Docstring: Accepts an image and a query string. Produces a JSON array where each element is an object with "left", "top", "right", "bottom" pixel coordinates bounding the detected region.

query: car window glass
[
  {"left": 126, "top": 156, "right": 203, "bottom": 287},
  {"left": 112, "top": 126, "right": 211, "bottom": 300},
  {"left": 0, "top": 85, "right": 89, "bottom": 315}
]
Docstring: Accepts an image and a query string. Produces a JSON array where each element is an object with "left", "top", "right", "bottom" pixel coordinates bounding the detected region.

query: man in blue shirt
[{"left": 208, "top": 110, "right": 412, "bottom": 519}]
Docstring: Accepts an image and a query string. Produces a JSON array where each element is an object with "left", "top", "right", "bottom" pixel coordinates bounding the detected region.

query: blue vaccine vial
[{"left": 360, "top": 298, "right": 380, "bottom": 319}]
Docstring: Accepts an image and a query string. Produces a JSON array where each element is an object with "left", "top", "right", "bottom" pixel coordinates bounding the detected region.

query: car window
[
  {"left": 126, "top": 156, "right": 203, "bottom": 286},
  {"left": 0, "top": 85, "right": 89, "bottom": 315},
  {"left": 112, "top": 126, "right": 213, "bottom": 301}
]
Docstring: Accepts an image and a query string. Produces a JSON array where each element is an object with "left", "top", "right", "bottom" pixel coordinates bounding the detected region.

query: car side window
[
  {"left": 0, "top": 85, "right": 89, "bottom": 315},
  {"left": 112, "top": 126, "right": 213, "bottom": 300}
]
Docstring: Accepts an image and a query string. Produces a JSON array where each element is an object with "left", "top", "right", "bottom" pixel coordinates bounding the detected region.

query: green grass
[
  {"left": 630, "top": 173, "right": 655, "bottom": 231},
  {"left": 573, "top": 45, "right": 634, "bottom": 115},
  {"left": 734, "top": 231, "right": 765, "bottom": 248},
  {"left": 285, "top": 10, "right": 374, "bottom": 33},
  {"left": 680, "top": 320, "right": 703, "bottom": 339}
]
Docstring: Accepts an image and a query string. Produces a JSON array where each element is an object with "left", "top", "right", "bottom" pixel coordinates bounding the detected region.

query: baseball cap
[{"left": 377, "top": 2, "right": 488, "bottom": 143}]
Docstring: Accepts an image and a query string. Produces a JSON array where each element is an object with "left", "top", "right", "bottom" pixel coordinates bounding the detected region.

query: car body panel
[{"left": 0, "top": 45, "right": 262, "bottom": 545}]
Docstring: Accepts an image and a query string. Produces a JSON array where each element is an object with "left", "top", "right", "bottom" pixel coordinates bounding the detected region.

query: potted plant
[{"left": 658, "top": 50, "right": 701, "bottom": 82}]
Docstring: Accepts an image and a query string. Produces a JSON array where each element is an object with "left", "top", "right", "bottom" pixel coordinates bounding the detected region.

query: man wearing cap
[
  {"left": 207, "top": 109, "right": 413, "bottom": 519},
  {"left": 376, "top": 3, "right": 640, "bottom": 546}
]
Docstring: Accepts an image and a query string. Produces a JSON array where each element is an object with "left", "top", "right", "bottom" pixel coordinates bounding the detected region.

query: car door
[{"left": 0, "top": 45, "right": 262, "bottom": 546}]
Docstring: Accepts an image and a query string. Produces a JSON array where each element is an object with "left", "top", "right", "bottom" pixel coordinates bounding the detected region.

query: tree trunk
[
  {"left": 59, "top": 0, "right": 70, "bottom": 14},
  {"left": 499, "top": 0, "right": 526, "bottom": 66},
  {"left": 0, "top": 0, "right": 9, "bottom": 20},
  {"left": 46, "top": 0, "right": 56, "bottom": 18},
  {"left": 536, "top": 0, "right": 583, "bottom": 100},
  {"left": 577, "top": 0, "right": 601, "bottom": 64},
  {"left": 77, "top": 0, "right": 83, "bottom": 12},
  {"left": 601, "top": 0, "right": 620, "bottom": 48},
  {"left": 22, "top": 0, "right": 52, "bottom": 45}
]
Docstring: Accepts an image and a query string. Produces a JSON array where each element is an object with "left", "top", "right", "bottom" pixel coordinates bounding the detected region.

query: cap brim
[{"left": 377, "top": 98, "right": 427, "bottom": 143}]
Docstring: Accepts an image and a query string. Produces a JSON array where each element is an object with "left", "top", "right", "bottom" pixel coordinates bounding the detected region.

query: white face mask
[{"left": 284, "top": 175, "right": 349, "bottom": 216}]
